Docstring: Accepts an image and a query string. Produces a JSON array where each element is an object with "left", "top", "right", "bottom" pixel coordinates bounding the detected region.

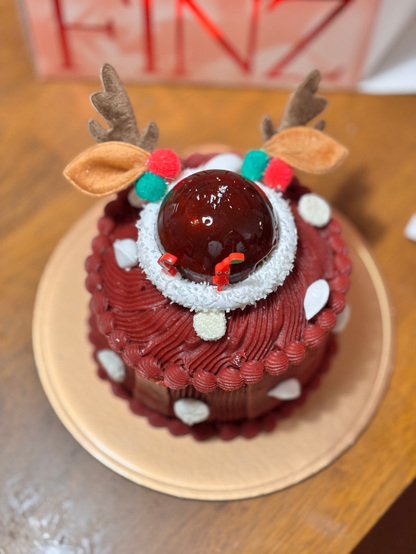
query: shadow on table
[
  {"left": 351, "top": 479, "right": 416, "bottom": 554},
  {"left": 332, "top": 169, "right": 386, "bottom": 246}
]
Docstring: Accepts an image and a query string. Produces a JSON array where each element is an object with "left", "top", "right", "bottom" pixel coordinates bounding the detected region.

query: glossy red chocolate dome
[{"left": 157, "top": 169, "right": 278, "bottom": 284}]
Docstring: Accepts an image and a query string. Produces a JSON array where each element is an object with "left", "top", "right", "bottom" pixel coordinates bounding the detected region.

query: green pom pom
[
  {"left": 135, "top": 172, "right": 167, "bottom": 202},
  {"left": 241, "top": 150, "right": 270, "bottom": 181}
]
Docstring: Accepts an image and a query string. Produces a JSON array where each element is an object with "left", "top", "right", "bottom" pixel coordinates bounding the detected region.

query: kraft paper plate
[{"left": 33, "top": 201, "right": 394, "bottom": 500}]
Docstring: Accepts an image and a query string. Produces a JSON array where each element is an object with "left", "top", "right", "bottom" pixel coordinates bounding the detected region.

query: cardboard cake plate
[{"left": 33, "top": 201, "right": 394, "bottom": 501}]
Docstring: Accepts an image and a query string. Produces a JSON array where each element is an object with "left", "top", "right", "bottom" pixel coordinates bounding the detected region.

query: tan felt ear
[
  {"left": 263, "top": 127, "right": 348, "bottom": 174},
  {"left": 63, "top": 142, "right": 149, "bottom": 196}
]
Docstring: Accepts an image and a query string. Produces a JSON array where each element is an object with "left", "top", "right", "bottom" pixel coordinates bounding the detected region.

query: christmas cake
[{"left": 64, "top": 65, "right": 351, "bottom": 440}]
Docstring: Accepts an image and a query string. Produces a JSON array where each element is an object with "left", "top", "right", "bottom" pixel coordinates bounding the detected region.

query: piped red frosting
[
  {"left": 91, "top": 311, "right": 337, "bottom": 441},
  {"left": 86, "top": 164, "right": 350, "bottom": 393}
]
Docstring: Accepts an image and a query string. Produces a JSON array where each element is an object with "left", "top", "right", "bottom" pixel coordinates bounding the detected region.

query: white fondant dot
[
  {"left": 193, "top": 311, "right": 226, "bottom": 341},
  {"left": 304, "top": 279, "right": 330, "bottom": 320},
  {"left": 170, "top": 153, "right": 243, "bottom": 189},
  {"left": 173, "top": 399, "right": 210, "bottom": 426},
  {"left": 97, "top": 349, "right": 126, "bottom": 382},
  {"left": 202, "top": 153, "right": 243, "bottom": 173},
  {"left": 298, "top": 193, "right": 331, "bottom": 228},
  {"left": 267, "top": 378, "right": 302, "bottom": 400},
  {"left": 333, "top": 304, "right": 351, "bottom": 333},
  {"left": 113, "top": 239, "right": 139, "bottom": 270}
]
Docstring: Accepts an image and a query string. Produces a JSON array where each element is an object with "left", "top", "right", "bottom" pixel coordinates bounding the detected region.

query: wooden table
[{"left": 1, "top": 1, "right": 415, "bottom": 551}]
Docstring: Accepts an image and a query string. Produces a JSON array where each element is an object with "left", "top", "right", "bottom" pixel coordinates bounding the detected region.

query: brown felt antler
[
  {"left": 261, "top": 70, "right": 347, "bottom": 174},
  {"left": 63, "top": 64, "right": 155, "bottom": 197},
  {"left": 88, "top": 63, "right": 159, "bottom": 152},
  {"left": 261, "top": 69, "right": 327, "bottom": 140}
]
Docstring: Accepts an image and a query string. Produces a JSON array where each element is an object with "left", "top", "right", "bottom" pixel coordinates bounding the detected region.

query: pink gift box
[{"left": 20, "top": 0, "right": 381, "bottom": 89}]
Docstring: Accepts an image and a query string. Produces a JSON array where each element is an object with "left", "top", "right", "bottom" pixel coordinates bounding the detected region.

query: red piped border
[{"left": 86, "top": 188, "right": 350, "bottom": 392}]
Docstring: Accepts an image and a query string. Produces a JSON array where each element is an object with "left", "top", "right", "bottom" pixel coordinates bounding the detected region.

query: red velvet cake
[{"left": 64, "top": 65, "right": 351, "bottom": 440}]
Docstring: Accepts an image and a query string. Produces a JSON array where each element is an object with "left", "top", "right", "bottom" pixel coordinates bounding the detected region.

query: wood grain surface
[{"left": 1, "top": 0, "right": 415, "bottom": 552}]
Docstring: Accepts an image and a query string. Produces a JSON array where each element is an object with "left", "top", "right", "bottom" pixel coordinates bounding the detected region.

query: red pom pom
[
  {"left": 263, "top": 158, "right": 293, "bottom": 191},
  {"left": 147, "top": 149, "right": 181, "bottom": 180}
]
